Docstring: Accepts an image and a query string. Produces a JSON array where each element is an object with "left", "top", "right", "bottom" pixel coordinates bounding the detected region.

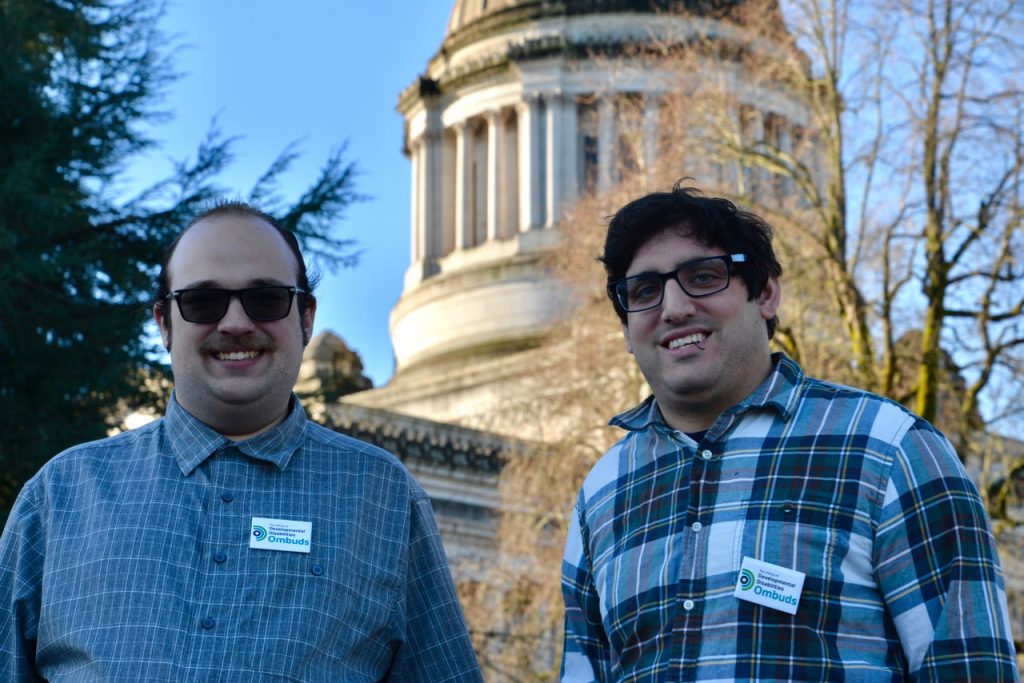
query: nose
[
  {"left": 216, "top": 295, "right": 257, "bottom": 333},
  {"left": 659, "top": 277, "right": 697, "bottom": 322}
]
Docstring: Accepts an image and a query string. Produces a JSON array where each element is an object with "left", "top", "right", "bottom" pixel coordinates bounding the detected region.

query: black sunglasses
[{"left": 164, "top": 286, "right": 307, "bottom": 324}]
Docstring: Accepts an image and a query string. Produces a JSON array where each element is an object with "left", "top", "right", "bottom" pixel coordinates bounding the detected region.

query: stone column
[
  {"left": 560, "top": 94, "right": 579, "bottom": 210},
  {"left": 486, "top": 110, "right": 502, "bottom": 241},
  {"left": 453, "top": 121, "right": 472, "bottom": 250},
  {"left": 597, "top": 95, "right": 615, "bottom": 193},
  {"left": 545, "top": 92, "right": 579, "bottom": 225},
  {"left": 643, "top": 94, "right": 660, "bottom": 180},
  {"left": 777, "top": 119, "right": 792, "bottom": 155},
  {"left": 501, "top": 112, "right": 519, "bottom": 238},
  {"left": 409, "top": 139, "right": 421, "bottom": 263},
  {"left": 742, "top": 106, "right": 765, "bottom": 196},
  {"left": 421, "top": 108, "right": 443, "bottom": 265},
  {"left": 517, "top": 95, "right": 542, "bottom": 232},
  {"left": 782, "top": 120, "right": 797, "bottom": 197},
  {"left": 544, "top": 91, "right": 562, "bottom": 228}
]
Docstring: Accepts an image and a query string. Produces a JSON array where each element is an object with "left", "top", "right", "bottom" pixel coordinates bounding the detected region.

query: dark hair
[
  {"left": 601, "top": 181, "right": 783, "bottom": 337},
  {"left": 154, "top": 200, "right": 319, "bottom": 325}
]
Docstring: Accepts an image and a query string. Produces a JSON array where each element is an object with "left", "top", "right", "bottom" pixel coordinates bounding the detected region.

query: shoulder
[
  {"left": 770, "top": 357, "right": 918, "bottom": 438},
  {"left": 300, "top": 419, "right": 407, "bottom": 466},
  {"left": 32, "top": 420, "right": 163, "bottom": 482},
  {"left": 795, "top": 375, "right": 930, "bottom": 442},
  {"left": 8, "top": 420, "right": 164, "bottom": 522},
  {"left": 299, "top": 420, "right": 427, "bottom": 499},
  {"left": 794, "top": 374, "right": 965, "bottom": 479},
  {"left": 576, "top": 431, "right": 637, "bottom": 510}
]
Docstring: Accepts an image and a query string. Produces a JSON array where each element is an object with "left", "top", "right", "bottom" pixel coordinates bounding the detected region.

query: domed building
[
  {"left": 340, "top": 0, "right": 803, "bottom": 432},
  {"left": 295, "top": 331, "right": 373, "bottom": 400}
]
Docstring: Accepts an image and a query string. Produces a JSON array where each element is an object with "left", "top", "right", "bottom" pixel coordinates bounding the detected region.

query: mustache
[{"left": 199, "top": 335, "right": 275, "bottom": 355}]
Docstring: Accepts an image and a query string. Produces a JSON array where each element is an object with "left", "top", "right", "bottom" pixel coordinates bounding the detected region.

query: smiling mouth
[
  {"left": 213, "top": 350, "right": 262, "bottom": 361},
  {"left": 667, "top": 333, "right": 707, "bottom": 350}
]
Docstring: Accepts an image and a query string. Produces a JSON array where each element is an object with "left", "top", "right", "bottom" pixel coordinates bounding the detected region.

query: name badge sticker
[
  {"left": 250, "top": 517, "right": 312, "bottom": 554},
  {"left": 734, "top": 556, "right": 805, "bottom": 615}
]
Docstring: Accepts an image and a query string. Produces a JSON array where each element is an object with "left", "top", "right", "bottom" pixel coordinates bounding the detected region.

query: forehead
[
  {"left": 627, "top": 229, "right": 723, "bottom": 275},
  {"left": 168, "top": 215, "right": 299, "bottom": 288}
]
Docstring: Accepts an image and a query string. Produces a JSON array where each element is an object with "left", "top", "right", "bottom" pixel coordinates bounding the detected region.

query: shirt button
[
  {"left": 683, "top": 599, "right": 695, "bottom": 611},
  {"left": 213, "top": 552, "right": 227, "bottom": 564},
  {"left": 200, "top": 617, "right": 215, "bottom": 630},
  {"left": 691, "top": 522, "right": 703, "bottom": 533},
  {"left": 701, "top": 449, "right": 713, "bottom": 460},
  {"left": 220, "top": 491, "right": 234, "bottom": 503},
  {"left": 310, "top": 564, "right": 325, "bottom": 576}
]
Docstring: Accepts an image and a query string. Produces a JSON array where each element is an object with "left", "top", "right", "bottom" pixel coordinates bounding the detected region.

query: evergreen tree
[{"left": 0, "top": 0, "right": 362, "bottom": 517}]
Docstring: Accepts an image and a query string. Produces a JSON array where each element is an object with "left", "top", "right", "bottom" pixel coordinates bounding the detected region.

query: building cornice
[
  {"left": 315, "top": 402, "right": 513, "bottom": 475},
  {"left": 444, "top": 1, "right": 752, "bottom": 52},
  {"left": 399, "top": 9, "right": 769, "bottom": 115}
]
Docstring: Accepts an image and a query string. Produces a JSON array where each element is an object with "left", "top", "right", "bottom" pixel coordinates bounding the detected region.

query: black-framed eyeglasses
[
  {"left": 608, "top": 254, "right": 747, "bottom": 313},
  {"left": 164, "top": 286, "right": 307, "bottom": 324}
]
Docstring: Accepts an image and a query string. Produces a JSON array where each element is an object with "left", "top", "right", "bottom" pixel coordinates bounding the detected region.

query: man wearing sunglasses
[
  {"left": 0, "top": 202, "right": 482, "bottom": 681},
  {"left": 560, "top": 184, "right": 1018, "bottom": 681}
]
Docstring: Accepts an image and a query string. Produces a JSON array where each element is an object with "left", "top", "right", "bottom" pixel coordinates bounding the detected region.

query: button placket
[
  {"left": 199, "top": 452, "right": 239, "bottom": 640},
  {"left": 686, "top": 443, "right": 716, "bottom": 620}
]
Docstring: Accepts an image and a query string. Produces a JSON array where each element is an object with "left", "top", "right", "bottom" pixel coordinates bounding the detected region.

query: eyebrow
[
  {"left": 628, "top": 255, "right": 716, "bottom": 278},
  {"left": 177, "top": 277, "right": 291, "bottom": 290}
]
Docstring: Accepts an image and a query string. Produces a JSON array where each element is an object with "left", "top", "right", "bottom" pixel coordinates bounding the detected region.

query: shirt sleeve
[
  {"left": 561, "top": 498, "right": 611, "bottom": 682},
  {"left": 873, "top": 420, "right": 1020, "bottom": 681},
  {"left": 0, "top": 484, "right": 45, "bottom": 682},
  {"left": 387, "top": 494, "right": 483, "bottom": 682}
]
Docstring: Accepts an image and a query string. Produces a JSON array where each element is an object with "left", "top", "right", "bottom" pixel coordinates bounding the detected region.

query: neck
[
  {"left": 657, "top": 354, "right": 775, "bottom": 433},
  {"left": 658, "top": 403, "right": 720, "bottom": 433},
  {"left": 214, "top": 408, "right": 289, "bottom": 442},
  {"left": 176, "top": 394, "right": 292, "bottom": 442},
  {"left": 221, "top": 418, "right": 285, "bottom": 441}
]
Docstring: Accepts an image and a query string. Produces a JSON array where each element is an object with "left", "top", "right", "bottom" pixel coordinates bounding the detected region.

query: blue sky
[{"left": 129, "top": 1, "right": 453, "bottom": 385}]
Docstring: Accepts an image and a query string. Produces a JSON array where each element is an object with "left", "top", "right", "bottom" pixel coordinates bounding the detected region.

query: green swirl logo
[
  {"left": 252, "top": 525, "right": 268, "bottom": 541},
  {"left": 739, "top": 568, "right": 755, "bottom": 590}
]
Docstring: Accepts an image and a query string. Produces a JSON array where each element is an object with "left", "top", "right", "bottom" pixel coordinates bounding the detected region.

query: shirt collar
[
  {"left": 610, "top": 352, "right": 804, "bottom": 432},
  {"left": 164, "top": 392, "right": 308, "bottom": 475},
  {"left": 610, "top": 395, "right": 662, "bottom": 431}
]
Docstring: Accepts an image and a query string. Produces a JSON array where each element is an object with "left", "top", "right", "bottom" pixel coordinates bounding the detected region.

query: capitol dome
[
  {"left": 345, "top": 0, "right": 800, "bottom": 430},
  {"left": 445, "top": 0, "right": 750, "bottom": 36}
]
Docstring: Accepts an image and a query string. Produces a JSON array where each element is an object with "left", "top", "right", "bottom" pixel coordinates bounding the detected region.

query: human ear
[
  {"left": 301, "top": 297, "right": 317, "bottom": 346},
  {"left": 153, "top": 303, "right": 171, "bottom": 351},
  {"left": 757, "top": 276, "right": 781, "bottom": 320}
]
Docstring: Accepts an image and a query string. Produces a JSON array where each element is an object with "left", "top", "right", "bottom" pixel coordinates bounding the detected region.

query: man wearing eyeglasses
[
  {"left": 0, "top": 202, "right": 482, "bottom": 681},
  {"left": 560, "top": 184, "right": 1018, "bottom": 681}
]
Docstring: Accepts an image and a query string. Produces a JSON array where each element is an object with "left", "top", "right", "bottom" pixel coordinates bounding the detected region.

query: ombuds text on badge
[
  {"left": 250, "top": 517, "right": 312, "bottom": 554},
  {"left": 734, "top": 556, "right": 806, "bottom": 615}
]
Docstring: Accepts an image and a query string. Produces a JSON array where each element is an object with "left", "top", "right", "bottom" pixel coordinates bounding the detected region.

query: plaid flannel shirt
[
  {"left": 562, "top": 354, "right": 1018, "bottom": 682},
  {"left": 0, "top": 394, "right": 481, "bottom": 682}
]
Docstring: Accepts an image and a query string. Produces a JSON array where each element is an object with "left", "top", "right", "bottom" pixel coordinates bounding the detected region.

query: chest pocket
[
  {"left": 734, "top": 478, "right": 876, "bottom": 614},
  {"left": 238, "top": 526, "right": 403, "bottom": 679}
]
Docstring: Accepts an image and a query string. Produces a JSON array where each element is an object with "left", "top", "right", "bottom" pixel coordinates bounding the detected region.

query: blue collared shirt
[
  {"left": 0, "top": 394, "right": 482, "bottom": 681},
  {"left": 562, "top": 354, "right": 1019, "bottom": 682}
]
